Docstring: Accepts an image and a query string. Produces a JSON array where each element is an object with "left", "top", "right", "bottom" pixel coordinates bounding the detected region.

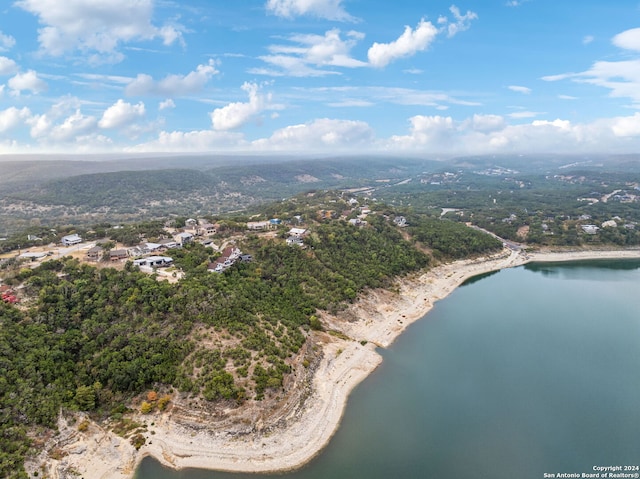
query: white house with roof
[
  {"left": 133, "top": 256, "right": 174, "bottom": 268},
  {"left": 61, "top": 234, "right": 82, "bottom": 246}
]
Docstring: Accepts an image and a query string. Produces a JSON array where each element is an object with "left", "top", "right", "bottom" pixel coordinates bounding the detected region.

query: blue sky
[{"left": 2, "top": 0, "right": 640, "bottom": 156}]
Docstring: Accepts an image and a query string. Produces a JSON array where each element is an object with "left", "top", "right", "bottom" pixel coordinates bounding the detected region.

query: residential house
[
  {"left": 86, "top": 246, "right": 102, "bottom": 261},
  {"left": 133, "top": 256, "right": 173, "bottom": 268},
  {"left": 109, "top": 249, "right": 129, "bottom": 261},
  {"left": 174, "top": 232, "right": 194, "bottom": 246},
  {"left": 288, "top": 227, "right": 307, "bottom": 238},
  {"left": 199, "top": 222, "right": 217, "bottom": 235},
  {"left": 61, "top": 234, "right": 82, "bottom": 246},
  {"left": 393, "top": 216, "right": 408, "bottom": 227},
  {"left": 247, "top": 221, "right": 272, "bottom": 231},
  {"left": 581, "top": 225, "right": 599, "bottom": 234},
  {"left": 207, "top": 246, "right": 243, "bottom": 273},
  {"left": 286, "top": 236, "right": 304, "bottom": 247}
]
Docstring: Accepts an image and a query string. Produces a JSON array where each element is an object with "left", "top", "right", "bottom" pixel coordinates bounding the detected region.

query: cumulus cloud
[
  {"left": 15, "top": 0, "right": 184, "bottom": 63},
  {"left": 159, "top": 99, "right": 176, "bottom": 110},
  {"left": 465, "top": 114, "right": 506, "bottom": 133},
  {"left": 8, "top": 70, "right": 48, "bottom": 94},
  {"left": 0, "top": 56, "right": 18, "bottom": 75},
  {"left": 611, "top": 112, "right": 640, "bottom": 137},
  {"left": 508, "top": 85, "right": 531, "bottom": 94},
  {"left": 0, "top": 107, "right": 31, "bottom": 133},
  {"left": 265, "top": 0, "right": 355, "bottom": 21},
  {"left": 128, "top": 129, "right": 246, "bottom": 152},
  {"left": 210, "top": 82, "right": 272, "bottom": 131},
  {"left": 48, "top": 110, "right": 98, "bottom": 142},
  {"left": 0, "top": 31, "right": 16, "bottom": 52},
  {"left": 256, "top": 29, "right": 366, "bottom": 77},
  {"left": 252, "top": 118, "right": 375, "bottom": 151},
  {"left": 381, "top": 112, "right": 640, "bottom": 155},
  {"left": 125, "top": 60, "right": 218, "bottom": 96},
  {"left": 368, "top": 19, "right": 439, "bottom": 68},
  {"left": 99, "top": 99, "right": 145, "bottom": 129},
  {"left": 612, "top": 28, "right": 640, "bottom": 52}
]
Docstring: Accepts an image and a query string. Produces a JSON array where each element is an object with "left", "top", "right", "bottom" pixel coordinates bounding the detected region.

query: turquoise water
[{"left": 135, "top": 260, "right": 640, "bottom": 479}]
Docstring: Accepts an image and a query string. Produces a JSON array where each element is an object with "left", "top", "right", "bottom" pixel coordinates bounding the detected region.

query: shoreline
[{"left": 34, "top": 247, "right": 640, "bottom": 479}]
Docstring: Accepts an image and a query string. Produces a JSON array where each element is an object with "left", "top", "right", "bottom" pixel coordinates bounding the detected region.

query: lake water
[{"left": 135, "top": 260, "right": 640, "bottom": 479}]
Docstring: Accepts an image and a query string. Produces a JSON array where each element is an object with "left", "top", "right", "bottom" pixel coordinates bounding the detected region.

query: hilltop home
[
  {"left": 247, "top": 221, "right": 272, "bottom": 231},
  {"left": 133, "top": 256, "right": 174, "bottom": 268},
  {"left": 174, "top": 232, "right": 194, "bottom": 246},
  {"left": 61, "top": 234, "right": 82, "bottom": 246}
]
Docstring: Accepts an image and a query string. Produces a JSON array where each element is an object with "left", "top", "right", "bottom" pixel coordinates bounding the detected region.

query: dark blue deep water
[{"left": 136, "top": 260, "right": 640, "bottom": 479}]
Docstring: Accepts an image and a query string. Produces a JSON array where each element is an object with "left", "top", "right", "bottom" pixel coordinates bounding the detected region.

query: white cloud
[
  {"left": 381, "top": 112, "right": 640, "bottom": 155},
  {"left": 612, "top": 28, "right": 640, "bottom": 52},
  {"left": 15, "top": 0, "right": 184, "bottom": 62},
  {"left": 541, "top": 73, "right": 575, "bottom": 82},
  {"left": 256, "top": 29, "right": 366, "bottom": 77},
  {"left": 543, "top": 28, "right": 640, "bottom": 106},
  {"left": 128, "top": 129, "right": 246, "bottom": 152},
  {"left": 125, "top": 60, "right": 218, "bottom": 96},
  {"left": 253, "top": 118, "right": 374, "bottom": 151},
  {"left": 558, "top": 94, "right": 578, "bottom": 100},
  {"left": 465, "top": 114, "right": 506, "bottom": 133},
  {"left": 611, "top": 112, "right": 640, "bottom": 137},
  {"left": 99, "top": 99, "right": 145, "bottom": 129},
  {"left": 0, "top": 31, "right": 16, "bottom": 52},
  {"left": 211, "top": 82, "right": 272, "bottom": 131},
  {"left": 508, "top": 85, "right": 532, "bottom": 94},
  {"left": 0, "top": 107, "right": 31, "bottom": 133},
  {"left": 8, "top": 70, "right": 48, "bottom": 94},
  {"left": 159, "top": 99, "right": 176, "bottom": 110},
  {"left": 368, "top": 19, "right": 439, "bottom": 68},
  {"left": 48, "top": 110, "right": 98, "bottom": 142},
  {"left": 0, "top": 56, "right": 18, "bottom": 75},
  {"left": 508, "top": 111, "right": 543, "bottom": 119},
  {"left": 441, "top": 5, "right": 478, "bottom": 38},
  {"left": 265, "top": 0, "right": 355, "bottom": 21},
  {"left": 583, "top": 35, "right": 594, "bottom": 45}
]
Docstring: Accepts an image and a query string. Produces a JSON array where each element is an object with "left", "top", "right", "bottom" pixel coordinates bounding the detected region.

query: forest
[{"left": 0, "top": 194, "right": 508, "bottom": 478}]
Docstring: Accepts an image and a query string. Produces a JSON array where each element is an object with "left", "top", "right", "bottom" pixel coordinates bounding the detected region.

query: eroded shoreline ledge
[{"left": 32, "top": 247, "right": 640, "bottom": 479}]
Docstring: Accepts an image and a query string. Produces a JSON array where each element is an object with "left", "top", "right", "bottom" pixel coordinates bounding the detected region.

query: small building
[
  {"left": 393, "top": 216, "right": 408, "bottom": 227},
  {"left": 174, "top": 232, "right": 194, "bottom": 246},
  {"left": 109, "top": 249, "right": 129, "bottom": 261},
  {"left": 286, "top": 236, "right": 304, "bottom": 247},
  {"left": 199, "top": 222, "right": 217, "bottom": 235},
  {"left": 86, "top": 246, "right": 103, "bottom": 261},
  {"left": 61, "top": 234, "right": 82, "bottom": 246},
  {"left": 581, "top": 224, "right": 599, "bottom": 235},
  {"left": 288, "top": 227, "right": 307, "bottom": 237},
  {"left": 247, "top": 221, "right": 271, "bottom": 231},
  {"left": 133, "top": 256, "right": 174, "bottom": 268}
]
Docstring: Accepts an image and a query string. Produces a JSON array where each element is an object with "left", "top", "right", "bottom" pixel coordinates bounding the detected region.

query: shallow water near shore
[{"left": 135, "top": 259, "right": 640, "bottom": 479}]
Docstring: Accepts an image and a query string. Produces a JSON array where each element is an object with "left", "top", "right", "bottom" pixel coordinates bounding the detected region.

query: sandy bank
[{"left": 32, "top": 247, "right": 640, "bottom": 479}]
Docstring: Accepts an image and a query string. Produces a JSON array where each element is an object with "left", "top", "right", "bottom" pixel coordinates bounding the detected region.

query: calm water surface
[{"left": 136, "top": 260, "right": 640, "bottom": 479}]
